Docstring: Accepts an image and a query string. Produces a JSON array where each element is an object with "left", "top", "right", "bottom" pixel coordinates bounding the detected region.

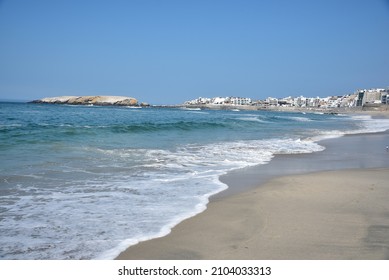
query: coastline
[
  {"left": 217, "top": 129, "right": 389, "bottom": 198},
  {"left": 182, "top": 103, "right": 389, "bottom": 114},
  {"left": 116, "top": 128, "right": 389, "bottom": 260}
]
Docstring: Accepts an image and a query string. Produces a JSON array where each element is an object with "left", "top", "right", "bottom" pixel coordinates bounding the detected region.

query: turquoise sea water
[{"left": 1, "top": 102, "right": 389, "bottom": 259}]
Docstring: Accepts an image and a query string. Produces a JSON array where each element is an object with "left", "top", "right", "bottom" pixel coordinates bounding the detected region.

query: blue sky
[{"left": 1, "top": 0, "right": 389, "bottom": 104}]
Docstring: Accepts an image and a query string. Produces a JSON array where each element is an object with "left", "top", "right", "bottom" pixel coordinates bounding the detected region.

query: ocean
[{"left": 1, "top": 102, "right": 389, "bottom": 259}]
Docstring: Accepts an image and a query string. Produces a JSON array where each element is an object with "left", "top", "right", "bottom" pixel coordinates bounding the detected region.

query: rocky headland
[{"left": 31, "top": 96, "right": 139, "bottom": 106}]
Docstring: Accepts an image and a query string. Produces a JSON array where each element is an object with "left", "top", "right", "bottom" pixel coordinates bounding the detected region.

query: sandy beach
[
  {"left": 116, "top": 130, "right": 389, "bottom": 260},
  {"left": 116, "top": 168, "right": 389, "bottom": 260}
]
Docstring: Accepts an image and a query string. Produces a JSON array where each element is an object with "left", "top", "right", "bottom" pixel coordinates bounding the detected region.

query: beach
[
  {"left": 116, "top": 130, "right": 389, "bottom": 260},
  {"left": 3, "top": 103, "right": 389, "bottom": 259}
]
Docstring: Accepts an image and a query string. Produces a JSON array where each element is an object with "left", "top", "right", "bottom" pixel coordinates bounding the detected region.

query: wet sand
[
  {"left": 116, "top": 131, "right": 389, "bottom": 260},
  {"left": 218, "top": 130, "right": 389, "bottom": 198},
  {"left": 117, "top": 168, "right": 389, "bottom": 259}
]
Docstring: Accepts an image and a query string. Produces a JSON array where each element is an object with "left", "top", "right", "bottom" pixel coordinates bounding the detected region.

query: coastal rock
[
  {"left": 38, "top": 96, "right": 78, "bottom": 103},
  {"left": 31, "top": 96, "right": 138, "bottom": 106}
]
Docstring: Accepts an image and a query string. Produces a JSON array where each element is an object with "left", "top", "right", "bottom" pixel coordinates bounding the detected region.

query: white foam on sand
[{"left": 96, "top": 137, "right": 325, "bottom": 259}]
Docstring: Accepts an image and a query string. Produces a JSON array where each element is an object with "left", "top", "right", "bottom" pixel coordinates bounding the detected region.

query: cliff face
[{"left": 31, "top": 96, "right": 138, "bottom": 106}]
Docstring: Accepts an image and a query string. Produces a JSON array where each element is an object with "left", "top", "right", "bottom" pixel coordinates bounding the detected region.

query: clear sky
[{"left": 1, "top": 0, "right": 389, "bottom": 104}]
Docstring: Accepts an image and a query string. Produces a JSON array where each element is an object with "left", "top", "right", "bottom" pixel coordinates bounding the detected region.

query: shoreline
[
  {"left": 116, "top": 168, "right": 389, "bottom": 259},
  {"left": 116, "top": 128, "right": 389, "bottom": 259},
  {"left": 217, "top": 129, "right": 389, "bottom": 199},
  {"left": 182, "top": 103, "right": 389, "bottom": 114}
]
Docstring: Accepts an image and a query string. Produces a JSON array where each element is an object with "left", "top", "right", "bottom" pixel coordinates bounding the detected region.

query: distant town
[{"left": 184, "top": 87, "right": 389, "bottom": 112}]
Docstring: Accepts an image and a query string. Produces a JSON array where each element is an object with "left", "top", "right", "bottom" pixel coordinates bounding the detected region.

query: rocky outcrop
[{"left": 31, "top": 96, "right": 138, "bottom": 106}]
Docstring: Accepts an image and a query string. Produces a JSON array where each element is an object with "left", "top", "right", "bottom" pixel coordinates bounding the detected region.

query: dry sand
[{"left": 116, "top": 168, "right": 389, "bottom": 260}]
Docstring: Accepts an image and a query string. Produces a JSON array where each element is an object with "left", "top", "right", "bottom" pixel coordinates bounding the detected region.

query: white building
[
  {"left": 265, "top": 97, "right": 278, "bottom": 106},
  {"left": 185, "top": 97, "right": 211, "bottom": 105},
  {"left": 230, "top": 97, "right": 252, "bottom": 105},
  {"left": 212, "top": 97, "right": 227, "bottom": 104},
  {"left": 293, "top": 96, "right": 308, "bottom": 107}
]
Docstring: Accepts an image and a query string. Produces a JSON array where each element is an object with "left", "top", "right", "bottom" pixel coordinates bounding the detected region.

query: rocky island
[{"left": 31, "top": 95, "right": 139, "bottom": 106}]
